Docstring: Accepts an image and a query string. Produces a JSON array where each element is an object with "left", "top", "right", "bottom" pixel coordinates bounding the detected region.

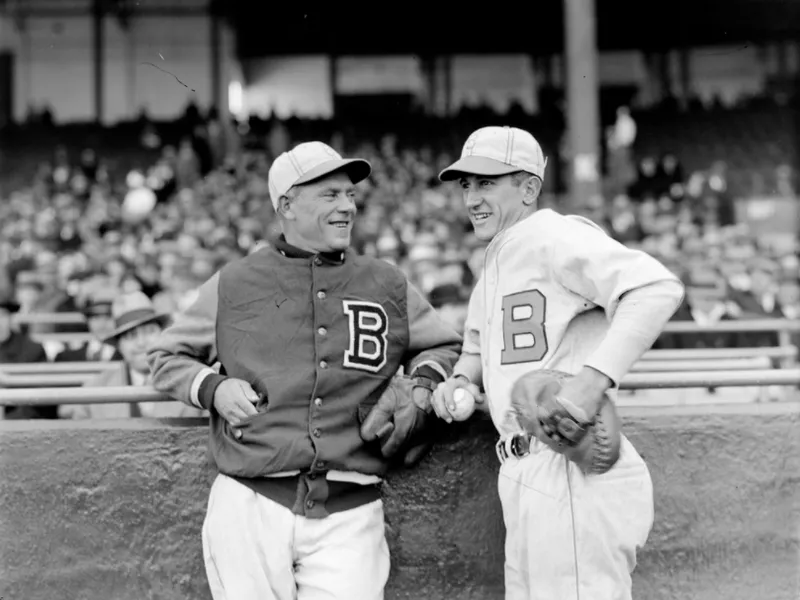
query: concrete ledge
[{"left": 1, "top": 404, "right": 799, "bottom": 600}]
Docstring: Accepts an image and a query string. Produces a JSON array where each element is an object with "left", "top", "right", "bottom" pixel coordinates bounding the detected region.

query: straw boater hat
[{"left": 102, "top": 291, "right": 170, "bottom": 345}]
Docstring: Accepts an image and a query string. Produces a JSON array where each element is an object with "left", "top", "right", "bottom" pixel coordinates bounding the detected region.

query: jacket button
[
  {"left": 319, "top": 360, "right": 328, "bottom": 369},
  {"left": 315, "top": 460, "right": 325, "bottom": 469},
  {"left": 318, "top": 327, "right": 327, "bottom": 336},
  {"left": 313, "top": 428, "right": 321, "bottom": 437},
  {"left": 314, "top": 258, "right": 322, "bottom": 266},
  {"left": 317, "top": 291, "right": 326, "bottom": 300},
  {"left": 306, "top": 500, "right": 315, "bottom": 509},
  {"left": 314, "top": 397, "right": 322, "bottom": 407}
]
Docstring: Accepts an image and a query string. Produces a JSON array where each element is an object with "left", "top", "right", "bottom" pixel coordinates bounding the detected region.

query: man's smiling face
[
  {"left": 459, "top": 173, "right": 530, "bottom": 241},
  {"left": 284, "top": 172, "right": 358, "bottom": 252}
]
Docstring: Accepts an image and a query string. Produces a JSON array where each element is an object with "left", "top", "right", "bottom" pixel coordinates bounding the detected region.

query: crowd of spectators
[{"left": 0, "top": 101, "right": 799, "bottom": 418}]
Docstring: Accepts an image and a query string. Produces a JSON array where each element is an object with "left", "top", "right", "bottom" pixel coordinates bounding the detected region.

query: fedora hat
[{"left": 102, "top": 291, "right": 170, "bottom": 345}]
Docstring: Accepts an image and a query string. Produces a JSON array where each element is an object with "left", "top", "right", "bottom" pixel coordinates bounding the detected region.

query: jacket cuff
[
  {"left": 411, "top": 365, "right": 445, "bottom": 385},
  {"left": 198, "top": 373, "right": 228, "bottom": 411}
]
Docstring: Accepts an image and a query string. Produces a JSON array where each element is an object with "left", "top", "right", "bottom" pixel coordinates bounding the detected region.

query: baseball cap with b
[
  {"left": 439, "top": 126, "right": 547, "bottom": 182},
  {"left": 268, "top": 142, "right": 372, "bottom": 211}
]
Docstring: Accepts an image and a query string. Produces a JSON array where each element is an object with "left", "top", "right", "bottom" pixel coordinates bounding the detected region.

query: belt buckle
[
  {"left": 509, "top": 433, "right": 531, "bottom": 458},
  {"left": 496, "top": 433, "right": 530, "bottom": 464}
]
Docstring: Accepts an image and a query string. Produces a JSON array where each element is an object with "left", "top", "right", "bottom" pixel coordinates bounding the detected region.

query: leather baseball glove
[
  {"left": 509, "top": 369, "right": 622, "bottom": 475},
  {"left": 359, "top": 374, "right": 437, "bottom": 466}
]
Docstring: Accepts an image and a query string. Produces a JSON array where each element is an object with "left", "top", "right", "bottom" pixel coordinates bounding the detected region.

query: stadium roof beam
[{"left": 227, "top": 1, "right": 800, "bottom": 57}]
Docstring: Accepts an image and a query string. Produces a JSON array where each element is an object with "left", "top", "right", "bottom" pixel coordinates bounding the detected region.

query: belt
[{"left": 496, "top": 432, "right": 533, "bottom": 464}]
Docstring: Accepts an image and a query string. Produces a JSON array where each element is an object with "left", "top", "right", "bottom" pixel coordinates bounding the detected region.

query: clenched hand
[
  {"left": 213, "top": 378, "right": 262, "bottom": 439},
  {"left": 431, "top": 375, "right": 484, "bottom": 423}
]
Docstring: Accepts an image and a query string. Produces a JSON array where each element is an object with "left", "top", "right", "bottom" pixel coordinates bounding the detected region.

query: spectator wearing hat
[
  {"left": 0, "top": 298, "right": 52, "bottom": 419},
  {"left": 54, "top": 292, "right": 121, "bottom": 363},
  {"left": 59, "top": 291, "right": 206, "bottom": 419}
]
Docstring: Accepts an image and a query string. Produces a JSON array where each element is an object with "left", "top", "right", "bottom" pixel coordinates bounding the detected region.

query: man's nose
[
  {"left": 336, "top": 193, "right": 356, "bottom": 213},
  {"left": 464, "top": 188, "right": 482, "bottom": 208}
]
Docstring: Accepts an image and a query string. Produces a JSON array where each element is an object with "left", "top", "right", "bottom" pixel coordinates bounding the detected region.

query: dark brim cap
[
  {"left": 294, "top": 158, "right": 372, "bottom": 188},
  {"left": 439, "top": 155, "right": 523, "bottom": 182}
]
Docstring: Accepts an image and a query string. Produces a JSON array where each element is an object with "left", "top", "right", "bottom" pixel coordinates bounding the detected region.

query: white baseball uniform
[{"left": 462, "top": 208, "right": 681, "bottom": 600}]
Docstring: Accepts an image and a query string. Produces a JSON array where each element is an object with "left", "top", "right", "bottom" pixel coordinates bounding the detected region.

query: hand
[
  {"left": 213, "top": 378, "right": 263, "bottom": 439},
  {"left": 431, "top": 375, "right": 484, "bottom": 423},
  {"left": 360, "top": 376, "right": 432, "bottom": 460},
  {"left": 555, "top": 367, "right": 612, "bottom": 424}
]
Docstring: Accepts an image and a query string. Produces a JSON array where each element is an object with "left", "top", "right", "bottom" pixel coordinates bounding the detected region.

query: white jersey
[{"left": 464, "top": 209, "right": 678, "bottom": 435}]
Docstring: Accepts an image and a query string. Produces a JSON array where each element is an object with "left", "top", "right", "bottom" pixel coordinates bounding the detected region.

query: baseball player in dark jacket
[{"left": 148, "top": 141, "right": 462, "bottom": 600}]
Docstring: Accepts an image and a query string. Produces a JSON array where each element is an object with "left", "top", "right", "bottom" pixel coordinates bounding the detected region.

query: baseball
[{"left": 450, "top": 387, "right": 476, "bottom": 421}]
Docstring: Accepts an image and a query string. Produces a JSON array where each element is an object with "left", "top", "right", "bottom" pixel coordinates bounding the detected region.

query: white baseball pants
[
  {"left": 498, "top": 435, "right": 654, "bottom": 600},
  {"left": 202, "top": 474, "right": 390, "bottom": 600}
]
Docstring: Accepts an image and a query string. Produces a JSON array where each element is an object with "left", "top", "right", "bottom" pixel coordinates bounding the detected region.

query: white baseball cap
[
  {"left": 268, "top": 141, "right": 372, "bottom": 211},
  {"left": 439, "top": 126, "right": 547, "bottom": 182}
]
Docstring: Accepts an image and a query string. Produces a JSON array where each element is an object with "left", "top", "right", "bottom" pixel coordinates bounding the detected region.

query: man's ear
[
  {"left": 522, "top": 176, "right": 542, "bottom": 206},
  {"left": 278, "top": 195, "right": 295, "bottom": 220}
]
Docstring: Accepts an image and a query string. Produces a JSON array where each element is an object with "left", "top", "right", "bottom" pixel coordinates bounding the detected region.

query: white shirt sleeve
[
  {"left": 462, "top": 275, "right": 485, "bottom": 356},
  {"left": 551, "top": 215, "right": 684, "bottom": 383},
  {"left": 552, "top": 215, "right": 680, "bottom": 318}
]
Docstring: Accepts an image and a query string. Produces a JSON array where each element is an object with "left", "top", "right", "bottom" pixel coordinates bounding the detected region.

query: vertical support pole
[
  {"left": 564, "top": 0, "right": 600, "bottom": 206},
  {"left": 93, "top": 0, "right": 104, "bottom": 123},
  {"left": 210, "top": 3, "right": 221, "bottom": 112}
]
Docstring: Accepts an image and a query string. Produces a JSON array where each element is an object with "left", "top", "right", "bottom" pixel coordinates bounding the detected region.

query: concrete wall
[{"left": 1, "top": 403, "right": 798, "bottom": 600}]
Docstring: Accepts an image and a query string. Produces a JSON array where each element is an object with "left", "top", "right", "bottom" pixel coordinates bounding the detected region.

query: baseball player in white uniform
[{"left": 431, "top": 126, "right": 685, "bottom": 600}]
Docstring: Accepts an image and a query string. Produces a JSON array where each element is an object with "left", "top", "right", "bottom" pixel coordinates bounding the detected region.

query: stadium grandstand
[{"left": 0, "top": 1, "right": 799, "bottom": 598}]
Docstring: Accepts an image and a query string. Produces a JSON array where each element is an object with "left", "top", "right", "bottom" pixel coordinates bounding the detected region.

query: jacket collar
[{"left": 273, "top": 235, "right": 347, "bottom": 265}]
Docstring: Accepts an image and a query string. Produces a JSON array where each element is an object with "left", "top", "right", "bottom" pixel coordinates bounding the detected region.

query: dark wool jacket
[{"left": 149, "top": 236, "right": 462, "bottom": 518}]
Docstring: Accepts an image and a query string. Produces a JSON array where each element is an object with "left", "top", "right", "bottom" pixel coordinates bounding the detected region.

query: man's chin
[
  {"left": 327, "top": 237, "right": 351, "bottom": 251},
  {"left": 472, "top": 225, "right": 496, "bottom": 241}
]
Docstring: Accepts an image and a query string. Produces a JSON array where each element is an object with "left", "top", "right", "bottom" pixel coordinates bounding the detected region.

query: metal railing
[
  {"left": 1, "top": 369, "right": 799, "bottom": 408},
  {"left": 640, "top": 346, "right": 797, "bottom": 361},
  {"left": 629, "top": 356, "right": 773, "bottom": 372},
  {"left": 0, "top": 347, "right": 790, "bottom": 388}
]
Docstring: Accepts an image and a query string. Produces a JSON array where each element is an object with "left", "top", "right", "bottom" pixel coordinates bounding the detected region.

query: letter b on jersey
[
  {"left": 343, "top": 300, "right": 389, "bottom": 373},
  {"left": 501, "top": 290, "right": 548, "bottom": 364}
]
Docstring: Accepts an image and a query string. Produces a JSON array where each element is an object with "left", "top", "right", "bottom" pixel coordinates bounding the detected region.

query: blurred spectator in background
[
  {"left": 0, "top": 298, "right": 52, "bottom": 419},
  {"left": 658, "top": 272, "right": 738, "bottom": 350},
  {"left": 629, "top": 156, "right": 659, "bottom": 201},
  {"left": 605, "top": 106, "right": 638, "bottom": 198},
  {"left": 729, "top": 259, "right": 782, "bottom": 347},
  {"left": 13, "top": 271, "right": 44, "bottom": 315},
  {"left": 54, "top": 290, "right": 121, "bottom": 363}
]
